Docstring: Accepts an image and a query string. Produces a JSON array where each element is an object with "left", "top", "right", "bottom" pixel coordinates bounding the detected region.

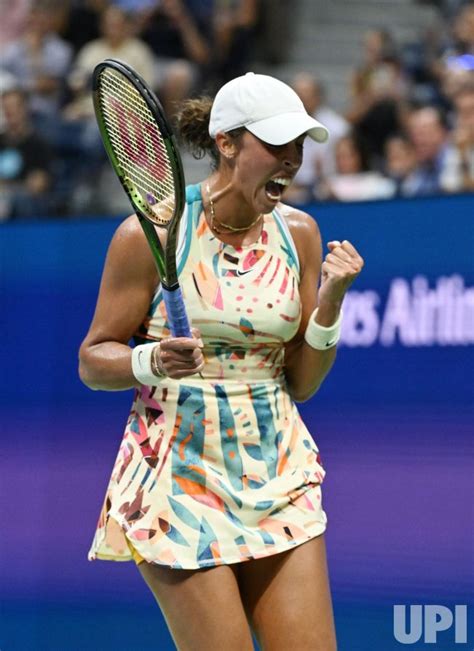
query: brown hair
[
  {"left": 175, "top": 97, "right": 245, "bottom": 169},
  {"left": 175, "top": 97, "right": 218, "bottom": 166}
]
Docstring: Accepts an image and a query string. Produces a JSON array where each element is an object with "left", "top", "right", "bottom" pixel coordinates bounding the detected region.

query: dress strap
[
  {"left": 272, "top": 207, "right": 301, "bottom": 276},
  {"left": 185, "top": 183, "right": 203, "bottom": 206}
]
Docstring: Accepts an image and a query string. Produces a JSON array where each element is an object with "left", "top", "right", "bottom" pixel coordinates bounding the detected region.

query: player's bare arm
[
  {"left": 78, "top": 216, "right": 159, "bottom": 391},
  {"left": 79, "top": 217, "right": 204, "bottom": 389}
]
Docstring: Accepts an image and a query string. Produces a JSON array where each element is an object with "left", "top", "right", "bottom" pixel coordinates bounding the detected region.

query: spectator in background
[
  {"left": 0, "top": 89, "right": 56, "bottom": 220},
  {"left": 401, "top": 22, "right": 449, "bottom": 106},
  {"left": 316, "top": 132, "right": 395, "bottom": 202},
  {"left": 446, "top": 3, "right": 474, "bottom": 55},
  {"left": 287, "top": 72, "right": 350, "bottom": 203},
  {"left": 253, "top": 0, "right": 292, "bottom": 66},
  {"left": 60, "top": 0, "right": 108, "bottom": 55},
  {"left": 0, "top": 0, "right": 31, "bottom": 50},
  {"left": 439, "top": 57, "right": 474, "bottom": 108},
  {"left": 64, "top": 6, "right": 156, "bottom": 122},
  {"left": 405, "top": 105, "right": 451, "bottom": 195},
  {"left": 59, "top": 6, "right": 157, "bottom": 215},
  {"left": 441, "top": 82, "right": 474, "bottom": 191},
  {"left": 139, "top": 0, "right": 211, "bottom": 116},
  {"left": 0, "top": 1, "right": 72, "bottom": 128},
  {"left": 347, "top": 28, "right": 409, "bottom": 167},
  {"left": 435, "top": 7, "right": 474, "bottom": 111},
  {"left": 422, "top": 4, "right": 474, "bottom": 105},
  {"left": 211, "top": 0, "right": 259, "bottom": 88},
  {"left": 0, "top": 70, "right": 17, "bottom": 132},
  {"left": 384, "top": 134, "right": 419, "bottom": 196}
]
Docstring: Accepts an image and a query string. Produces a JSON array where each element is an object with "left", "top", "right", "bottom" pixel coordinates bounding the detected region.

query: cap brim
[{"left": 246, "top": 111, "right": 329, "bottom": 145}]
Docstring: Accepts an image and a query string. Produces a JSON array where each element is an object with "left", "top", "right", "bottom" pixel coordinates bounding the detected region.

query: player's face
[{"left": 233, "top": 130, "right": 305, "bottom": 212}]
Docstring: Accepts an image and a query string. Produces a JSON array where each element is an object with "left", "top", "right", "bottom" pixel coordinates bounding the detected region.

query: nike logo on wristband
[{"left": 325, "top": 340, "right": 336, "bottom": 347}]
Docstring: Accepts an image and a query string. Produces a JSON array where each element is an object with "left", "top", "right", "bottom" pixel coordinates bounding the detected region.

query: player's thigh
[
  {"left": 238, "top": 534, "right": 337, "bottom": 651},
  {"left": 137, "top": 560, "right": 254, "bottom": 651}
]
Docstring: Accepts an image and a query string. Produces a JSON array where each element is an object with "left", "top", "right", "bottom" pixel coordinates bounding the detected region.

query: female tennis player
[{"left": 79, "top": 72, "right": 364, "bottom": 651}]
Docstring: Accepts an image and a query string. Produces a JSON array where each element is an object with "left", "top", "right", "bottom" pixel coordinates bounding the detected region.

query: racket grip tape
[{"left": 162, "top": 286, "right": 192, "bottom": 338}]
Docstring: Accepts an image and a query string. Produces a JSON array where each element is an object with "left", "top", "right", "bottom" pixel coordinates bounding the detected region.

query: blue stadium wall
[{"left": 1, "top": 194, "right": 472, "bottom": 651}]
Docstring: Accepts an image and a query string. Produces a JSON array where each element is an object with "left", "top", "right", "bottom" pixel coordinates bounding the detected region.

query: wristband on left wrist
[{"left": 304, "top": 307, "right": 342, "bottom": 350}]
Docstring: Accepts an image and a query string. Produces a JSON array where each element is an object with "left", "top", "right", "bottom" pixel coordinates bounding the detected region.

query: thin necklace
[{"left": 206, "top": 183, "right": 263, "bottom": 234}]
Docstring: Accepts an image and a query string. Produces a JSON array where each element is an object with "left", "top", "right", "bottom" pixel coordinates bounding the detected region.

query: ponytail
[{"left": 175, "top": 97, "right": 219, "bottom": 167}]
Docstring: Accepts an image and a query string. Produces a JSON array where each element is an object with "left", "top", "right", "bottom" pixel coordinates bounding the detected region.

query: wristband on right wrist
[{"left": 131, "top": 343, "right": 165, "bottom": 386}]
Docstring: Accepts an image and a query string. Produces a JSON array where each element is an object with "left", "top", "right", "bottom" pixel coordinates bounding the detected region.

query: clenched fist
[{"left": 318, "top": 240, "right": 364, "bottom": 306}]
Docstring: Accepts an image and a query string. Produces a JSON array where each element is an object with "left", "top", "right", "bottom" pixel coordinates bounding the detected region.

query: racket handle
[{"left": 162, "top": 285, "right": 192, "bottom": 338}]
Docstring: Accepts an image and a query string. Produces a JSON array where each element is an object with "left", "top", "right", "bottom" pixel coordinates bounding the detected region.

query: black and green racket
[{"left": 92, "top": 58, "right": 191, "bottom": 338}]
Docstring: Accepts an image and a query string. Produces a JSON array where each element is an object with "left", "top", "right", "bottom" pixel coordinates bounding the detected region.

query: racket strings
[{"left": 98, "top": 68, "right": 175, "bottom": 224}]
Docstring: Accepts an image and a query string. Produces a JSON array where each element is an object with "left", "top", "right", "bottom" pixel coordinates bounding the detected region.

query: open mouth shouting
[{"left": 264, "top": 176, "right": 292, "bottom": 202}]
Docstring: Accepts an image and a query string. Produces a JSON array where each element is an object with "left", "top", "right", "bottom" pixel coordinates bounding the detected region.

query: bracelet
[
  {"left": 151, "top": 343, "right": 167, "bottom": 378},
  {"left": 131, "top": 343, "right": 166, "bottom": 386},
  {"left": 304, "top": 307, "right": 342, "bottom": 350}
]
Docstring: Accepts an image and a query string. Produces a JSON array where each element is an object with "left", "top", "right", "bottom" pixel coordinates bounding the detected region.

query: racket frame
[{"left": 92, "top": 58, "right": 186, "bottom": 290}]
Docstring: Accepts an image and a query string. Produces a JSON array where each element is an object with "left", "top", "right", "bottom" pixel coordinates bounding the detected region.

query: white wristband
[
  {"left": 304, "top": 308, "right": 342, "bottom": 350},
  {"left": 131, "top": 343, "right": 163, "bottom": 386}
]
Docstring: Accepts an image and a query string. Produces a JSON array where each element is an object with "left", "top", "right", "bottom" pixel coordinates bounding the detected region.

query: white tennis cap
[{"left": 209, "top": 72, "right": 329, "bottom": 145}]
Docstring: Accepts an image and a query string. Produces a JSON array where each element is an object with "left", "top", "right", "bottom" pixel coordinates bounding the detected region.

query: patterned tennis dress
[{"left": 88, "top": 184, "right": 327, "bottom": 569}]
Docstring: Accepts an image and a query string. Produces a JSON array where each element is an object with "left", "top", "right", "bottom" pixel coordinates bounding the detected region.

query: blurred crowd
[
  {"left": 0, "top": 0, "right": 473, "bottom": 220},
  {"left": 287, "top": 5, "right": 474, "bottom": 204}
]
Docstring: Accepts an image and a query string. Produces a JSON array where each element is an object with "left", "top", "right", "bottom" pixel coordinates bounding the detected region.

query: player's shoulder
[
  {"left": 112, "top": 214, "right": 165, "bottom": 250},
  {"left": 276, "top": 202, "right": 321, "bottom": 243},
  {"left": 105, "top": 215, "right": 161, "bottom": 281},
  {"left": 114, "top": 214, "right": 142, "bottom": 238}
]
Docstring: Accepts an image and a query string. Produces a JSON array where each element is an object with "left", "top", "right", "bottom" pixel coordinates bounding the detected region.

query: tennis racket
[{"left": 92, "top": 58, "right": 191, "bottom": 338}]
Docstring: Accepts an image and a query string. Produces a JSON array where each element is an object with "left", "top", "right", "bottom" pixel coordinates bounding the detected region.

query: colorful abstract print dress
[{"left": 88, "top": 184, "right": 327, "bottom": 569}]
